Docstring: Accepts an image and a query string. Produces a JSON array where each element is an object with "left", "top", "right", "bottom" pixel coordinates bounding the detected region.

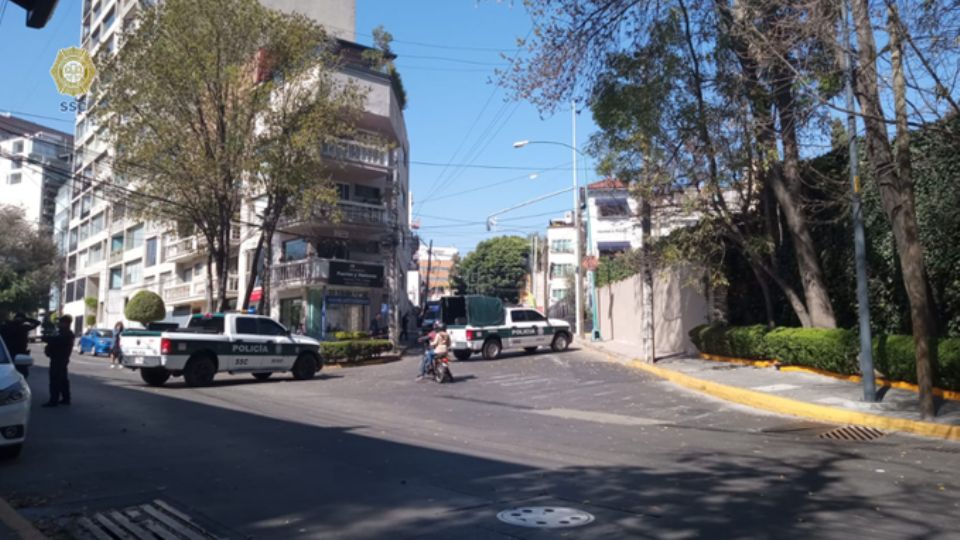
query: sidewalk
[{"left": 582, "top": 339, "right": 960, "bottom": 441}]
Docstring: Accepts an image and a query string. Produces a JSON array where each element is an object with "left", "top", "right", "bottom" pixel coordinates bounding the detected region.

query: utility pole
[
  {"left": 842, "top": 0, "right": 877, "bottom": 402},
  {"left": 571, "top": 101, "right": 584, "bottom": 337},
  {"left": 423, "top": 239, "right": 434, "bottom": 307}
]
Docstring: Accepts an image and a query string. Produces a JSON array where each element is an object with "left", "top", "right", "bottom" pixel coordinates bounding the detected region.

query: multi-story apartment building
[
  {"left": 415, "top": 245, "right": 458, "bottom": 301},
  {"left": 0, "top": 114, "right": 73, "bottom": 231},
  {"left": 62, "top": 0, "right": 414, "bottom": 342},
  {"left": 544, "top": 215, "right": 577, "bottom": 308}
]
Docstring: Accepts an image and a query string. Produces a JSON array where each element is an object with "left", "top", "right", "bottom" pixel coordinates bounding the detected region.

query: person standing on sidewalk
[
  {"left": 0, "top": 312, "right": 41, "bottom": 379},
  {"left": 110, "top": 321, "right": 125, "bottom": 369},
  {"left": 41, "top": 315, "right": 74, "bottom": 407}
]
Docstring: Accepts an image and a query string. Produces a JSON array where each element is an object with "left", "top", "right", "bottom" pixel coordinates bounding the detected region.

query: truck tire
[
  {"left": 183, "top": 355, "right": 217, "bottom": 387},
  {"left": 0, "top": 444, "right": 22, "bottom": 460},
  {"left": 252, "top": 372, "right": 272, "bottom": 381},
  {"left": 292, "top": 353, "right": 318, "bottom": 381},
  {"left": 551, "top": 333, "right": 570, "bottom": 352},
  {"left": 482, "top": 338, "right": 501, "bottom": 360},
  {"left": 454, "top": 350, "right": 472, "bottom": 361},
  {"left": 140, "top": 368, "right": 171, "bottom": 387}
]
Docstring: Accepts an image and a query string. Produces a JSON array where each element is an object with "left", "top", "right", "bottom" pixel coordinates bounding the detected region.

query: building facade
[
  {"left": 416, "top": 245, "right": 458, "bottom": 301},
  {"left": 61, "top": 0, "right": 414, "bottom": 342}
]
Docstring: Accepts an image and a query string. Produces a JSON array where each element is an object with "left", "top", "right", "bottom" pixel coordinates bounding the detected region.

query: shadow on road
[{"left": 1, "top": 366, "right": 956, "bottom": 539}]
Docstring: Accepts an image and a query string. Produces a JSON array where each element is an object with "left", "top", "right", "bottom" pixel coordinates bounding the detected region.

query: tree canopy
[
  {"left": 124, "top": 290, "right": 166, "bottom": 326},
  {"left": 452, "top": 236, "right": 530, "bottom": 304},
  {"left": 0, "top": 205, "right": 59, "bottom": 318}
]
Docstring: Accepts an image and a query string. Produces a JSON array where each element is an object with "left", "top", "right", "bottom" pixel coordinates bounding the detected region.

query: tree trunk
[
  {"left": 772, "top": 73, "right": 837, "bottom": 328},
  {"left": 750, "top": 262, "right": 776, "bottom": 328},
  {"left": 204, "top": 251, "right": 214, "bottom": 313},
  {"left": 640, "top": 200, "right": 655, "bottom": 363},
  {"left": 216, "top": 224, "right": 230, "bottom": 313},
  {"left": 258, "top": 227, "right": 275, "bottom": 316},
  {"left": 242, "top": 231, "right": 266, "bottom": 310},
  {"left": 853, "top": 0, "right": 936, "bottom": 418}
]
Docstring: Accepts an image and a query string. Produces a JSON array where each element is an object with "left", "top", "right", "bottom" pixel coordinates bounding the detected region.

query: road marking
[
  {"left": 530, "top": 408, "right": 667, "bottom": 426},
  {"left": 751, "top": 384, "right": 800, "bottom": 392},
  {"left": 500, "top": 377, "right": 553, "bottom": 387}
]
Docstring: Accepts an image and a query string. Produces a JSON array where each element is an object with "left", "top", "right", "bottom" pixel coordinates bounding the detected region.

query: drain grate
[
  {"left": 74, "top": 499, "right": 223, "bottom": 539},
  {"left": 496, "top": 507, "right": 594, "bottom": 529},
  {"left": 818, "top": 425, "right": 886, "bottom": 442}
]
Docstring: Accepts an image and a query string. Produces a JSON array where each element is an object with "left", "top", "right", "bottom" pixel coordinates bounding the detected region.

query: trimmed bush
[
  {"left": 873, "top": 334, "right": 960, "bottom": 390},
  {"left": 688, "top": 323, "right": 770, "bottom": 359},
  {"left": 764, "top": 327, "right": 859, "bottom": 374},
  {"left": 333, "top": 330, "right": 370, "bottom": 341},
  {"left": 124, "top": 290, "right": 166, "bottom": 326},
  {"left": 321, "top": 339, "right": 392, "bottom": 362},
  {"left": 84, "top": 314, "right": 96, "bottom": 327}
]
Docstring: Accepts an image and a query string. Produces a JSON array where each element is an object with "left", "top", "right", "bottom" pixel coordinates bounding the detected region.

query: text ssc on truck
[
  {"left": 440, "top": 295, "right": 573, "bottom": 361},
  {"left": 119, "top": 313, "right": 323, "bottom": 387}
]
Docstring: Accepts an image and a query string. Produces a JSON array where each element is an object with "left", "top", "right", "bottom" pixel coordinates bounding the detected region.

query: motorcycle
[{"left": 425, "top": 352, "right": 454, "bottom": 384}]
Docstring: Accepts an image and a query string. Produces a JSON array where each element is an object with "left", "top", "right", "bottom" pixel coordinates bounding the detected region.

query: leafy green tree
[
  {"left": 452, "top": 236, "right": 529, "bottom": 304},
  {"left": 0, "top": 205, "right": 59, "bottom": 318},
  {"left": 124, "top": 291, "right": 166, "bottom": 327}
]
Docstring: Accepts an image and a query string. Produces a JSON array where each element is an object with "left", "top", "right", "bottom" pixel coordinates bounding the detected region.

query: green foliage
[
  {"left": 595, "top": 250, "right": 641, "bottom": 287},
  {"left": 873, "top": 335, "right": 960, "bottom": 391},
  {"left": 0, "top": 205, "right": 60, "bottom": 318},
  {"left": 320, "top": 339, "right": 392, "bottom": 362},
  {"left": 333, "top": 330, "right": 370, "bottom": 341},
  {"left": 764, "top": 328, "right": 860, "bottom": 375},
  {"left": 687, "top": 323, "right": 770, "bottom": 359},
  {"left": 84, "top": 297, "right": 98, "bottom": 310},
  {"left": 84, "top": 314, "right": 96, "bottom": 327},
  {"left": 124, "top": 291, "right": 166, "bottom": 326},
  {"left": 452, "top": 236, "right": 530, "bottom": 304}
]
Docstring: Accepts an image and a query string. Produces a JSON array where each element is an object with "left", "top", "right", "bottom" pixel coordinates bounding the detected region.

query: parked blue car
[{"left": 77, "top": 328, "right": 115, "bottom": 356}]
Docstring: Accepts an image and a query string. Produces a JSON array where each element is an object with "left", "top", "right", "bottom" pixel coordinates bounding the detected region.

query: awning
[{"left": 597, "top": 241, "right": 631, "bottom": 253}]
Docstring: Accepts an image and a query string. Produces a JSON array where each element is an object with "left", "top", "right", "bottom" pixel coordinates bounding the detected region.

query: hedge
[
  {"left": 333, "top": 331, "right": 370, "bottom": 341},
  {"left": 320, "top": 339, "right": 392, "bottom": 362},
  {"left": 688, "top": 323, "right": 960, "bottom": 391}
]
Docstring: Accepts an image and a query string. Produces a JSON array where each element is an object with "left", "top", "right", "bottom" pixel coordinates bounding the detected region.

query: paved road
[{"left": 2, "top": 345, "right": 959, "bottom": 539}]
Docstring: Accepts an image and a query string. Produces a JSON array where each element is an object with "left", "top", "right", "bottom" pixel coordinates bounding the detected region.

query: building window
[
  {"left": 90, "top": 212, "right": 104, "bottom": 235},
  {"left": 145, "top": 237, "right": 157, "bottom": 267},
  {"left": 11, "top": 158, "right": 22, "bottom": 170},
  {"left": 336, "top": 183, "right": 349, "bottom": 201},
  {"left": 89, "top": 242, "right": 103, "bottom": 263},
  {"left": 596, "top": 198, "right": 631, "bottom": 218},
  {"left": 550, "top": 239, "right": 573, "bottom": 253},
  {"left": 66, "top": 281, "right": 75, "bottom": 302},
  {"left": 75, "top": 279, "right": 86, "bottom": 301},
  {"left": 353, "top": 184, "right": 381, "bottom": 205},
  {"left": 6, "top": 173, "right": 21, "bottom": 185},
  {"left": 102, "top": 6, "right": 115, "bottom": 29},
  {"left": 69, "top": 228, "right": 78, "bottom": 252},
  {"left": 282, "top": 238, "right": 308, "bottom": 261},
  {"left": 79, "top": 221, "right": 89, "bottom": 242},
  {"left": 109, "top": 267, "right": 122, "bottom": 289},
  {"left": 124, "top": 259, "right": 142, "bottom": 285},
  {"left": 551, "top": 288, "right": 568, "bottom": 301},
  {"left": 110, "top": 234, "right": 124, "bottom": 254},
  {"left": 550, "top": 263, "right": 574, "bottom": 279},
  {"left": 12, "top": 141, "right": 24, "bottom": 154},
  {"left": 126, "top": 224, "right": 144, "bottom": 250}
]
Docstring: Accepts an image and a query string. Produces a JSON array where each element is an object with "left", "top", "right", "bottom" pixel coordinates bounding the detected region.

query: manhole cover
[
  {"left": 818, "top": 425, "right": 886, "bottom": 442},
  {"left": 496, "top": 507, "right": 594, "bottom": 529}
]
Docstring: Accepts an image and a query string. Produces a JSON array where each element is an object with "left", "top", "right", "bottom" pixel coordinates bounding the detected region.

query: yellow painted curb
[
  {"left": 699, "top": 352, "right": 777, "bottom": 368},
  {"left": 627, "top": 359, "right": 960, "bottom": 442},
  {"left": 779, "top": 365, "right": 960, "bottom": 402},
  {"left": 0, "top": 497, "right": 47, "bottom": 540}
]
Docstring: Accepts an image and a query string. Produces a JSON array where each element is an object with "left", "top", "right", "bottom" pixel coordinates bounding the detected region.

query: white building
[
  {"left": 0, "top": 114, "right": 72, "bottom": 232},
  {"left": 416, "top": 245, "right": 458, "bottom": 301},
  {"left": 545, "top": 215, "right": 577, "bottom": 307},
  {"left": 62, "top": 0, "right": 415, "bottom": 341}
]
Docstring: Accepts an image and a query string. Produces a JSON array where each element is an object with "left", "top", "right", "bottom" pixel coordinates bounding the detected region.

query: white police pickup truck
[
  {"left": 120, "top": 313, "right": 322, "bottom": 387},
  {"left": 440, "top": 295, "right": 573, "bottom": 361}
]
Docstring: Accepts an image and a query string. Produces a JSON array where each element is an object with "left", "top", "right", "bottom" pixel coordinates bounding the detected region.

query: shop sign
[{"left": 328, "top": 261, "right": 384, "bottom": 288}]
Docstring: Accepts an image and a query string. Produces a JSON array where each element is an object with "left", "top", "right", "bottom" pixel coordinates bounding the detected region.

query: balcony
[
  {"left": 164, "top": 230, "right": 241, "bottom": 263},
  {"left": 279, "top": 201, "right": 394, "bottom": 235},
  {"left": 162, "top": 274, "right": 239, "bottom": 304},
  {"left": 272, "top": 258, "right": 384, "bottom": 290},
  {"left": 322, "top": 137, "right": 390, "bottom": 170},
  {"left": 108, "top": 250, "right": 123, "bottom": 264}
]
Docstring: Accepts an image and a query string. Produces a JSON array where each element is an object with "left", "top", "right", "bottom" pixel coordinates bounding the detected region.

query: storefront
[{"left": 298, "top": 260, "right": 387, "bottom": 340}]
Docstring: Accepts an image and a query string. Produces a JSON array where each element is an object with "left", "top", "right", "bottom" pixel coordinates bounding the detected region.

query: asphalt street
[{"left": 2, "top": 345, "right": 959, "bottom": 539}]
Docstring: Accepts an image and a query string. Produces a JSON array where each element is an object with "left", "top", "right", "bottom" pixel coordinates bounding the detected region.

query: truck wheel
[
  {"left": 292, "top": 353, "right": 318, "bottom": 381},
  {"left": 183, "top": 355, "right": 217, "bottom": 387},
  {"left": 0, "top": 444, "right": 23, "bottom": 460},
  {"left": 482, "top": 338, "right": 501, "bottom": 360},
  {"left": 140, "top": 368, "right": 170, "bottom": 387},
  {"left": 454, "top": 350, "right": 472, "bottom": 361},
  {"left": 252, "top": 372, "right": 272, "bottom": 381},
  {"left": 551, "top": 333, "right": 570, "bottom": 352},
  {"left": 523, "top": 347, "right": 538, "bottom": 354}
]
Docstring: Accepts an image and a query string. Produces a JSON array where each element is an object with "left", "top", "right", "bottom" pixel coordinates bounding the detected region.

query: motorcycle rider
[
  {"left": 416, "top": 321, "right": 451, "bottom": 381},
  {"left": 416, "top": 324, "right": 437, "bottom": 381}
]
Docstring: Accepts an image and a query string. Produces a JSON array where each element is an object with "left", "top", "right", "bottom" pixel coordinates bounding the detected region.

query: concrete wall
[{"left": 596, "top": 266, "right": 709, "bottom": 357}]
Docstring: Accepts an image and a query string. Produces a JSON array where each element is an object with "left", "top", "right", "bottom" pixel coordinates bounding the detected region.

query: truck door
[
  {"left": 231, "top": 316, "right": 271, "bottom": 370},
  {"left": 255, "top": 317, "right": 294, "bottom": 370},
  {"left": 520, "top": 310, "right": 552, "bottom": 347},
  {"left": 507, "top": 310, "right": 537, "bottom": 349}
]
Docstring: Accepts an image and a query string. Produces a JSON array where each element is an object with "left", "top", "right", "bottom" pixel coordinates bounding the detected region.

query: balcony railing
[
  {"left": 162, "top": 274, "right": 239, "bottom": 303},
  {"left": 164, "top": 236, "right": 200, "bottom": 261},
  {"left": 162, "top": 283, "right": 192, "bottom": 302},
  {"left": 322, "top": 137, "right": 390, "bottom": 168},
  {"left": 281, "top": 201, "right": 394, "bottom": 230},
  {"left": 108, "top": 250, "right": 123, "bottom": 264},
  {"left": 271, "top": 258, "right": 384, "bottom": 289}
]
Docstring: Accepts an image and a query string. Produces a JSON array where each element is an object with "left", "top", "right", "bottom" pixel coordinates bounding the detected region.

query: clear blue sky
[{"left": 0, "top": 0, "right": 599, "bottom": 254}]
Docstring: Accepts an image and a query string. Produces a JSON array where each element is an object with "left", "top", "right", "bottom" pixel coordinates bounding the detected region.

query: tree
[
  {"left": 99, "top": 0, "right": 363, "bottom": 312},
  {"left": 0, "top": 205, "right": 59, "bottom": 318},
  {"left": 124, "top": 290, "right": 166, "bottom": 326},
  {"left": 452, "top": 236, "right": 530, "bottom": 304}
]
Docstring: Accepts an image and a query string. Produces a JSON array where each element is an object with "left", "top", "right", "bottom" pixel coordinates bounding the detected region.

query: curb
[
  {"left": 582, "top": 343, "right": 960, "bottom": 442},
  {"left": 0, "top": 497, "right": 47, "bottom": 540}
]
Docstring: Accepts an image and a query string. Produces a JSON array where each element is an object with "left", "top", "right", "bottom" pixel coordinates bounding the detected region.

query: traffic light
[{"left": 10, "top": 0, "right": 59, "bottom": 29}]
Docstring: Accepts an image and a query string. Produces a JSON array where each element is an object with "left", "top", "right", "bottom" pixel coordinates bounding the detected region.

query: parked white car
[{"left": 0, "top": 337, "right": 33, "bottom": 459}]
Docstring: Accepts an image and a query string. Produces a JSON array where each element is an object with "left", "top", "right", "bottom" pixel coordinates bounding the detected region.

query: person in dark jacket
[
  {"left": 0, "top": 312, "right": 41, "bottom": 379},
  {"left": 41, "top": 315, "right": 75, "bottom": 407}
]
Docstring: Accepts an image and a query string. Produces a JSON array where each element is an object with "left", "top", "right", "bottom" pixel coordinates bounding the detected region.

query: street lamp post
[{"left": 513, "top": 107, "right": 599, "bottom": 339}]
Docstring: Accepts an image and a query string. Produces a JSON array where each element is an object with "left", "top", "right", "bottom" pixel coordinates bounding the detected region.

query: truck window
[
  {"left": 524, "top": 310, "right": 546, "bottom": 322},
  {"left": 510, "top": 310, "right": 528, "bottom": 323},
  {"left": 441, "top": 296, "right": 466, "bottom": 325},
  {"left": 187, "top": 316, "right": 225, "bottom": 333},
  {"left": 235, "top": 317, "right": 259, "bottom": 334},
  {"left": 256, "top": 319, "right": 288, "bottom": 336}
]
